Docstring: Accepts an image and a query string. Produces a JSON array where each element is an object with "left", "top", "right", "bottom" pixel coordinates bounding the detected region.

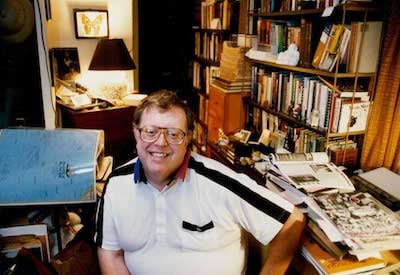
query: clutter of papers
[
  {"left": 260, "top": 152, "right": 400, "bottom": 262},
  {"left": 55, "top": 78, "right": 147, "bottom": 110}
]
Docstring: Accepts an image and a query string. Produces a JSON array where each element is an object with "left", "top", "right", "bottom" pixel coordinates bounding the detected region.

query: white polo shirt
[{"left": 95, "top": 152, "right": 294, "bottom": 275}]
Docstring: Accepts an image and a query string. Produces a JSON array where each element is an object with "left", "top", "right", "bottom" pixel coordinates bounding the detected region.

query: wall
[{"left": 45, "top": 0, "right": 135, "bottom": 92}]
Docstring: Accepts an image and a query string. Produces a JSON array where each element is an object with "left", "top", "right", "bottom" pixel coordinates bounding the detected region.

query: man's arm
[
  {"left": 260, "top": 206, "right": 306, "bottom": 275},
  {"left": 97, "top": 247, "right": 130, "bottom": 275}
]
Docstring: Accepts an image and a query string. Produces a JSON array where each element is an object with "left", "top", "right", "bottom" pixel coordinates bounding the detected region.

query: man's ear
[
  {"left": 185, "top": 131, "right": 193, "bottom": 144},
  {"left": 133, "top": 128, "right": 140, "bottom": 141}
]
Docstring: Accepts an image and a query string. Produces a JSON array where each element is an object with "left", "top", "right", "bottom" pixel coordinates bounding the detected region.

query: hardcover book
[
  {"left": 352, "top": 167, "right": 400, "bottom": 211},
  {"left": 348, "top": 21, "right": 383, "bottom": 73},
  {"left": 337, "top": 100, "right": 370, "bottom": 133}
]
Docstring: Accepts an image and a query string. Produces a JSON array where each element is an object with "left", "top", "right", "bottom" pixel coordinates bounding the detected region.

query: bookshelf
[
  {"left": 243, "top": 1, "right": 383, "bottom": 167},
  {"left": 190, "top": 0, "right": 240, "bottom": 155}
]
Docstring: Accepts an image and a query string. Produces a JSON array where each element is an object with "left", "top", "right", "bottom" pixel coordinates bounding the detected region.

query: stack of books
[
  {"left": 312, "top": 21, "right": 383, "bottom": 73},
  {"left": 218, "top": 41, "right": 252, "bottom": 84},
  {"left": 211, "top": 76, "right": 252, "bottom": 93}
]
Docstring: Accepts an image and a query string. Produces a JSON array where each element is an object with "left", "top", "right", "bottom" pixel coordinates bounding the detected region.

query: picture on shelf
[
  {"left": 49, "top": 48, "right": 80, "bottom": 85},
  {"left": 73, "top": 9, "right": 109, "bottom": 39},
  {"left": 258, "top": 129, "right": 271, "bottom": 146},
  {"left": 234, "top": 129, "right": 251, "bottom": 144}
]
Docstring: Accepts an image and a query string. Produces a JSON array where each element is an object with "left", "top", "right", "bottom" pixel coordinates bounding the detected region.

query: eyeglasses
[{"left": 136, "top": 126, "right": 188, "bottom": 144}]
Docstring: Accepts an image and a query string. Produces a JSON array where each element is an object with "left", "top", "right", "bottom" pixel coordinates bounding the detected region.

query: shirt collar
[{"left": 133, "top": 150, "right": 191, "bottom": 184}]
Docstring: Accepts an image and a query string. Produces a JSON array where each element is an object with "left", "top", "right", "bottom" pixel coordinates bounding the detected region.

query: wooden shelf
[
  {"left": 193, "top": 56, "right": 220, "bottom": 66},
  {"left": 249, "top": 3, "right": 380, "bottom": 18},
  {"left": 249, "top": 8, "right": 324, "bottom": 17},
  {"left": 192, "top": 27, "right": 231, "bottom": 33},
  {"left": 247, "top": 58, "right": 376, "bottom": 78}
]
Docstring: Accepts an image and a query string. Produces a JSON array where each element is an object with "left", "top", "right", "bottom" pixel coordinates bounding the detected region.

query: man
[{"left": 95, "top": 90, "right": 305, "bottom": 275}]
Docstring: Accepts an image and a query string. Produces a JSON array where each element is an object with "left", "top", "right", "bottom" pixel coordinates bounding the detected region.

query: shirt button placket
[{"left": 155, "top": 193, "right": 167, "bottom": 244}]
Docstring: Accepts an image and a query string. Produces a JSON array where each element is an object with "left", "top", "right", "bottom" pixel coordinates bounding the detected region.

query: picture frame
[
  {"left": 73, "top": 9, "right": 109, "bottom": 39},
  {"left": 49, "top": 48, "right": 80, "bottom": 85},
  {"left": 258, "top": 128, "right": 271, "bottom": 146},
  {"left": 234, "top": 129, "right": 252, "bottom": 144}
]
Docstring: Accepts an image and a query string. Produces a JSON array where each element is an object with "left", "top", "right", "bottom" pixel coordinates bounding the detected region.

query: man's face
[{"left": 134, "top": 105, "right": 191, "bottom": 184}]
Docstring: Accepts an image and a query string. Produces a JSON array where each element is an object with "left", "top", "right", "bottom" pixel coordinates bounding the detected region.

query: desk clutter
[
  {"left": 55, "top": 78, "right": 147, "bottom": 111},
  {"left": 0, "top": 128, "right": 112, "bottom": 273},
  {"left": 212, "top": 133, "right": 400, "bottom": 274}
]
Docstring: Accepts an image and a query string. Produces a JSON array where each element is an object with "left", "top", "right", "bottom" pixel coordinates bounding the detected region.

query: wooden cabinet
[
  {"left": 207, "top": 84, "right": 249, "bottom": 143},
  {"left": 59, "top": 105, "right": 136, "bottom": 166}
]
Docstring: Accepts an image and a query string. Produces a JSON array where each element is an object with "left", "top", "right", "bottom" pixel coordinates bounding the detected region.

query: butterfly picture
[{"left": 74, "top": 9, "right": 109, "bottom": 38}]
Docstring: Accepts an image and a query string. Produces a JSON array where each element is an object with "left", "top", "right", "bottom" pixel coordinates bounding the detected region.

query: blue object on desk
[{"left": 0, "top": 128, "right": 101, "bottom": 205}]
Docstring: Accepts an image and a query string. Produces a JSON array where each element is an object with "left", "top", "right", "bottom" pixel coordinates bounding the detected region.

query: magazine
[
  {"left": 312, "top": 192, "right": 400, "bottom": 255},
  {"left": 267, "top": 152, "right": 355, "bottom": 193}
]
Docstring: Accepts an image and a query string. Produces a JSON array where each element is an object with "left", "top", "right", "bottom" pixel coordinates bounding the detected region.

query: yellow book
[
  {"left": 312, "top": 24, "right": 332, "bottom": 68},
  {"left": 328, "top": 24, "right": 344, "bottom": 54},
  {"left": 302, "top": 238, "right": 386, "bottom": 275}
]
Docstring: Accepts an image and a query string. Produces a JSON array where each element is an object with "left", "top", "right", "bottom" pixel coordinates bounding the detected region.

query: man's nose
[{"left": 154, "top": 129, "right": 168, "bottom": 145}]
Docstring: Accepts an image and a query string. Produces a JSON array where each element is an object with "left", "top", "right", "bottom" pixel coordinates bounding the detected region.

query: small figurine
[
  {"left": 218, "top": 128, "right": 230, "bottom": 146},
  {"left": 276, "top": 43, "right": 300, "bottom": 66}
]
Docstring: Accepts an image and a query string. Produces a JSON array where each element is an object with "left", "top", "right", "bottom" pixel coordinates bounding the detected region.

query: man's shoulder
[
  {"left": 109, "top": 158, "right": 137, "bottom": 179},
  {"left": 189, "top": 152, "right": 238, "bottom": 177},
  {"left": 104, "top": 159, "right": 136, "bottom": 191}
]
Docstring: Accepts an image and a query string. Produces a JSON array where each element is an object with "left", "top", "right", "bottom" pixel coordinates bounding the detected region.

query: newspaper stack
[
  {"left": 262, "top": 152, "right": 400, "bottom": 261},
  {"left": 307, "top": 192, "right": 400, "bottom": 258}
]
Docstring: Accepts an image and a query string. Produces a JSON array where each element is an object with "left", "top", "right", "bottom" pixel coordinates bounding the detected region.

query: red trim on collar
[{"left": 174, "top": 150, "right": 191, "bottom": 181}]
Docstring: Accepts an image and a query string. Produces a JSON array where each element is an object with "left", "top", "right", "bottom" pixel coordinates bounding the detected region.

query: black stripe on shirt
[
  {"left": 95, "top": 162, "right": 135, "bottom": 247},
  {"left": 188, "top": 157, "right": 291, "bottom": 224}
]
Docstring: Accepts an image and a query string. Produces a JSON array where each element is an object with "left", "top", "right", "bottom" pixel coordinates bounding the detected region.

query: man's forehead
[{"left": 141, "top": 106, "right": 188, "bottom": 128}]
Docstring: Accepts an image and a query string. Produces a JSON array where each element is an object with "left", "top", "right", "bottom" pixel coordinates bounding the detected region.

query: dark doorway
[{"left": 137, "top": 0, "right": 194, "bottom": 101}]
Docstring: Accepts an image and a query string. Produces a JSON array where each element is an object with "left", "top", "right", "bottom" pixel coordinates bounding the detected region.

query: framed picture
[
  {"left": 234, "top": 129, "right": 252, "bottom": 144},
  {"left": 49, "top": 48, "right": 80, "bottom": 85},
  {"left": 258, "top": 128, "right": 271, "bottom": 146},
  {"left": 73, "top": 9, "right": 109, "bottom": 39}
]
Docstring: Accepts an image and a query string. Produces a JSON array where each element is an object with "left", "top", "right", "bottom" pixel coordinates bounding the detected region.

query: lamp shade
[{"left": 89, "top": 38, "right": 136, "bottom": 70}]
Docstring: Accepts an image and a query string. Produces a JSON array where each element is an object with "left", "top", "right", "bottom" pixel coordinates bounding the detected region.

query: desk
[
  {"left": 207, "top": 143, "right": 400, "bottom": 274},
  {"left": 59, "top": 105, "right": 136, "bottom": 166}
]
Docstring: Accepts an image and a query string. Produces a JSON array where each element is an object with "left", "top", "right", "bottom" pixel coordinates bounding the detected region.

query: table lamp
[
  {"left": 89, "top": 38, "right": 136, "bottom": 70},
  {"left": 88, "top": 38, "right": 136, "bottom": 104}
]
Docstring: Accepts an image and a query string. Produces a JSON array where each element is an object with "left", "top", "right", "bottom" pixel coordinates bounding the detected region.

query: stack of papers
[
  {"left": 264, "top": 152, "right": 355, "bottom": 196},
  {"left": 309, "top": 192, "right": 400, "bottom": 259},
  {"left": 260, "top": 152, "right": 400, "bottom": 261}
]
